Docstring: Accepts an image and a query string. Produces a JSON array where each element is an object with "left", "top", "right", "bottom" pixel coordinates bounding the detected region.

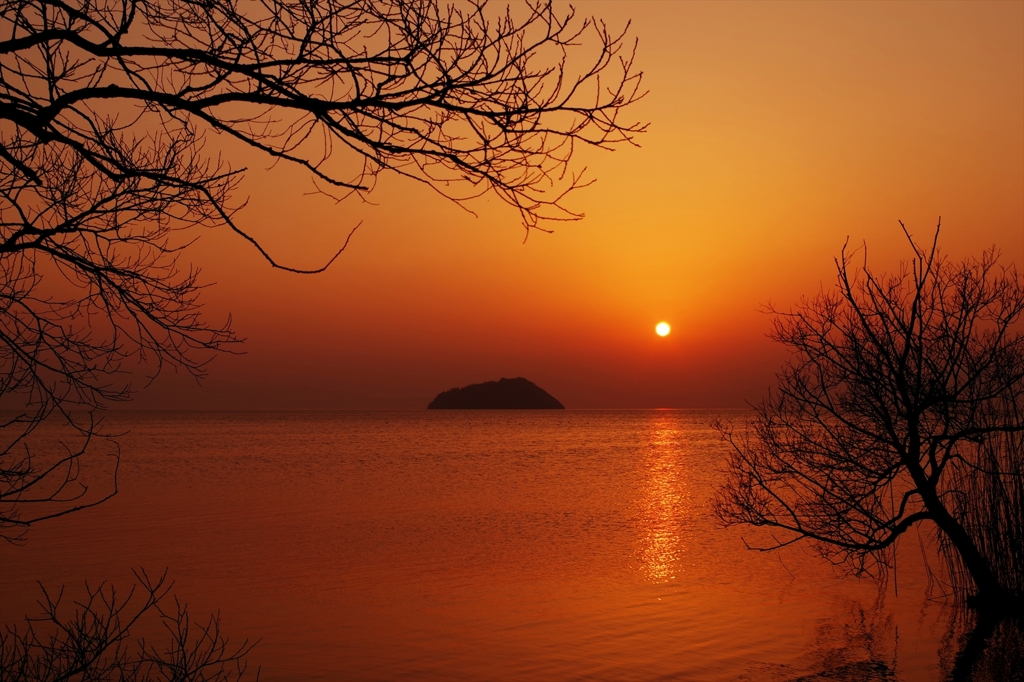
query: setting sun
[{"left": 656, "top": 322, "right": 671, "bottom": 337}]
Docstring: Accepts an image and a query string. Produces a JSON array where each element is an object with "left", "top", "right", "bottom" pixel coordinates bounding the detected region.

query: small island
[{"left": 428, "top": 377, "right": 565, "bottom": 409}]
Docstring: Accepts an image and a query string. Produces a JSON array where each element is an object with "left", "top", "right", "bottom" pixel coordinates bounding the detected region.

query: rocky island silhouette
[{"left": 428, "top": 377, "right": 565, "bottom": 409}]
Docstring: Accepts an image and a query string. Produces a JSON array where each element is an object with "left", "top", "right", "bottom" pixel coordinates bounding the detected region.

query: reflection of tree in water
[
  {"left": 789, "top": 601, "right": 897, "bottom": 682},
  {"left": 744, "top": 599, "right": 898, "bottom": 682},
  {"left": 744, "top": 599, "right": 1022, "bottom": 682},
  {"left": 634, "top": 417, "right": 690, "bottom": 584},
  {"left": 940, "top": 610, "right": 1023, "bottom": 682}
]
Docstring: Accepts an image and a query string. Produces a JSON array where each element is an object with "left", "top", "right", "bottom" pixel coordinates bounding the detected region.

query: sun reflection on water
[{"left": 635, "top": 415, "right": 690, "bottom": 584}]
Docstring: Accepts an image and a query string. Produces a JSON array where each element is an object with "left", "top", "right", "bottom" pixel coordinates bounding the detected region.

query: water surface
[{"left": 2, "top": 411, "right": 951, "bottom": 680}]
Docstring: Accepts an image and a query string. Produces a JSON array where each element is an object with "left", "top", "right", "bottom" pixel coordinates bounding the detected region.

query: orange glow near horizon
[{"left": 128, "top": 1, "right": 1022, "bottom": 411}]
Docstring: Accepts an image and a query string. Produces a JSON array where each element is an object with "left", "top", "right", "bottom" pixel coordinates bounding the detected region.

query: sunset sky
[{"left": 134, "top": 0, "right": 1024, "bottom": 410}]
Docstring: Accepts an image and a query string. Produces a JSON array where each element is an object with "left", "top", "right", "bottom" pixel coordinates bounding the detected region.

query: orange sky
[{"left": 133, "top": 0, "right": 1024, "bottom": 410}]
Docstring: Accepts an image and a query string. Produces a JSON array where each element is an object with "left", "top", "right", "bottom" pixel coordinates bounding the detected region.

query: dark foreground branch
[{"left": 0, "top": 569, "right": 258, "bottom": 681}]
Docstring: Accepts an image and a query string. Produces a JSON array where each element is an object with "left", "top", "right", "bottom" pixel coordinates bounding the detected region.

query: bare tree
[
  {"left": 714, "top": 222, "right": 1024, "bottom": 613},
  {"left": 0, "top": 0, "right": 645, "bottom": 537},
  {"left": 0, "top": 569, "right": 257, "bottom": 681}
]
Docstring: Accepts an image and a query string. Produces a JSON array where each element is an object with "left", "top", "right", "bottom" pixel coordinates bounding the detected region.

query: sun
[{"left": 655, "top": 322, "right": 671, "bottom": 337}]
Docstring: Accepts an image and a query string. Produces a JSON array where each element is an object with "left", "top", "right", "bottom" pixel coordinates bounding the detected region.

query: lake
[{"left": 1, "top": 410, "right": 959, "bottom": 680}]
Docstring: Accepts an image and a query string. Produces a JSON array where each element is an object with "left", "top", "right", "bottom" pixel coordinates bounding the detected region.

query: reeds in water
[{"left": 938, "top": 428, "right": 1024, "bottom": 609}]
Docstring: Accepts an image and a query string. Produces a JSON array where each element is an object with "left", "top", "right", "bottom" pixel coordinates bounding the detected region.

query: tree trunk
[
  {"left": 903, "top": 445, "right": 1004, "bottom": 610},
  {"left": 919, "top": 485, "right": 1005, "bottom": 610}
]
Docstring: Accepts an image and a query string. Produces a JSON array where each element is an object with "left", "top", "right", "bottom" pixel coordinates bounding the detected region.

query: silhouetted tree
[
  {"left": 0, "top": 569, "right": 257, "bottom": 681},
  {"left": 714, "top": 223, "right": 1024, "bottom": 613},
  {"left": 0, "top": 0, "right": 645, "bottom": 537}
]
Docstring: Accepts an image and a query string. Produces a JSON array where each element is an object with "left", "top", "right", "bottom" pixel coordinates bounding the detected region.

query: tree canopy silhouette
[
  {"left": 715, "top": 223, "right": 1024, "bottom": 613},
  {"left": 0, "top": 0, "right": 645, "bottom": 536}
]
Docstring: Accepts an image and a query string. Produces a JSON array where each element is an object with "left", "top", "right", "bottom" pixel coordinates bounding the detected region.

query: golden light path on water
[{"left": 636, "top": 414, "right": 689, "bottom": 583}]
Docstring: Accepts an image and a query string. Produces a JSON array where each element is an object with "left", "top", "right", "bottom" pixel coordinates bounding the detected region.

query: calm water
[{"left": 2, "top": 411, "right": 953, "bottom": 680}]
